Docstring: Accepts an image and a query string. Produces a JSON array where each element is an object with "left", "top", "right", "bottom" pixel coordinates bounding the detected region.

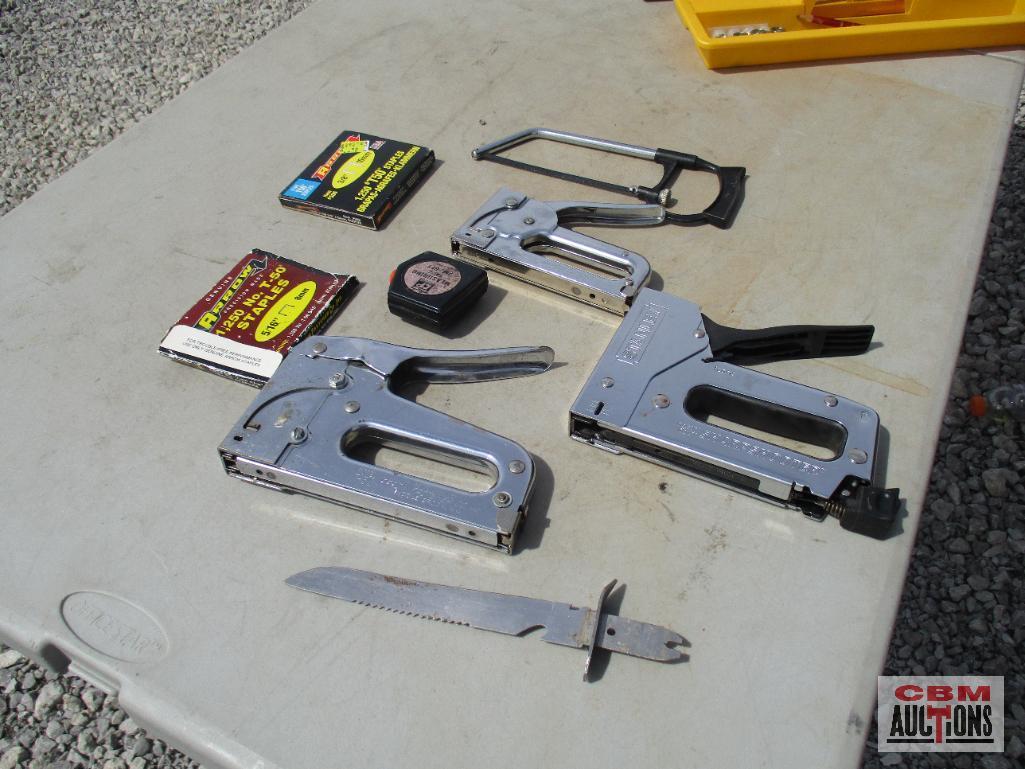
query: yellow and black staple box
[{"left": 279, "top": 131, "right": 435, "bottom": 230}]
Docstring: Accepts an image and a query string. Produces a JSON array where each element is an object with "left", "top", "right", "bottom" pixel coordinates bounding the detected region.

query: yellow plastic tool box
[{"left": 674, "top": 0, "right": 1025, "bottom": 69}]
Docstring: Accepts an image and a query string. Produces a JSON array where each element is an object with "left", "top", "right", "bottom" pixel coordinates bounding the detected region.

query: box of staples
[
  {"left": 159, "top": 248, "right": 358, "bottom": 387},
  {"left": 279, "top": 131, "right": 435, "bottom": 229}
]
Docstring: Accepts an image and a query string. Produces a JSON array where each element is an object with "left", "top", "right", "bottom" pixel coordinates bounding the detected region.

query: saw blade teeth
[{"left": 351, "top": 600, "right": 469, "bottom": 626}]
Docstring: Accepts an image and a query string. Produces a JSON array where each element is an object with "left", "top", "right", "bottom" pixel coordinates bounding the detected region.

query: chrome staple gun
[
  {"left": 219, "top": 336, "right": 554, "bottom": 552},
  {"left": 569, "top": 289, "right": 899, "bottom": 537},
  {"left": 451, "top": 187, "right": 663, "bottom": 315}
]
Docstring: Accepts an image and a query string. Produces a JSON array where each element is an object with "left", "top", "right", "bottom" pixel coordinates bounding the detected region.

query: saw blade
[{"left": 286, "top": 567, "right": 685, "bottom": 671}]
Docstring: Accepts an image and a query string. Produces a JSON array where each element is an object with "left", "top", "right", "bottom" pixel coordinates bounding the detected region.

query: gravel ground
[
  {"left": 858, "top": 89, "right": 1025, "bottom": 769},
  {"left": 1, "top": 3, "right": 1023, "bottom": 768},
  {"left": 0, "top": 0, "right": 312, "bottom": 216}
]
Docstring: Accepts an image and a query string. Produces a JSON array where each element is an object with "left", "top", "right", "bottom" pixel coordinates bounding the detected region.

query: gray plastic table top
[{"left": 2, "top": 2, "right": 1023, "bottom": 767}]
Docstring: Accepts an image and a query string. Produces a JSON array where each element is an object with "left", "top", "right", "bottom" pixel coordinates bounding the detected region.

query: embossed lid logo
[
  {"left": 61, "top": 592, "right": 168, "bottom": 663},
  {"left": 616, "top": 302, "right": 666, "bottom": 365}
]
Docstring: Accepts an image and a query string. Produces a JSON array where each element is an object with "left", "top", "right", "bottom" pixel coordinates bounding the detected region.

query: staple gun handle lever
[
  {"left": 392, "top": 345, "right": 555, "bottom": 385},
  {"left": 701, "top": 315, "right": 874, "bottom": 365},
  {"left": 551, "top": 201, "right": 665, "bottom": 228}
]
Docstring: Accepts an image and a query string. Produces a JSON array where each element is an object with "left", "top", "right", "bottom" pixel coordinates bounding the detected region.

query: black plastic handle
[
  {"left": 702, "top": 315, "right": 874, "bottom": 365},
  {"left": 652, "top": 149, "right": 746, "bottom": 229},
  {"left": 839, "top": 484, "right": 900, "bottom": 539}
]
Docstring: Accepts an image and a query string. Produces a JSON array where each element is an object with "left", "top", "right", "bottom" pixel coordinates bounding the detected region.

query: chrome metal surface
[
  {"left": 286, "top": 567, "right": 685, "bottom": 677},
  {"left": 582, "top": 578, "right": 616, "bottom": 680},
  {"left": 219, "top": 337, "right": 554, "bottom": 553},
  {"left": 471, "top": 127, "right": 658, "bottom": 162},
  {"left": 569, "top": 288, "right": 885, "bottom": 515},
  {"left": 451, "top": 188, "right": 662, "bottom": 314}
]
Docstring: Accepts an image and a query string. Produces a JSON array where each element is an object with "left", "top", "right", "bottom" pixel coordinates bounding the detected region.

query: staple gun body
[
  {"left": 219, "top": 336, "right": 553, "bottom": 552},
  {"left": 569, "top": 290, "right": 899, "bottom": 537},
  {"left": 452, "top": 188, "right": 663, "bottom": 314}
]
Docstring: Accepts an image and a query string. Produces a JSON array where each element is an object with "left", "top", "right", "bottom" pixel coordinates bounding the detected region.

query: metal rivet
[
  {"left": 329, "top": 373, "right": 348, "bottom": 389},
  {"left": 289, "top": 427, "right": 307, "bottom": 444},
  {"left": 493, "top": 491, "right": 512, "bottom": 508},
  {"left": 848, "top": 449, "right": 868, "bottom": 464},
  {"left": 652, "top": 394, "right": 670, "bottom": 409},
  {"left": 694, "top": 328, "right": 706, "bottom": 339},
  {"left": 504, "top": 197, "right": 518, "bottom": 208},
  {"left": 311, "top": 342, "right": 327, "bottom": 355},
  {"left": 508, "top": 460, "right": 525, "bottom": 474},
  {"left": 825, "top": 395, "right": 838, "bottom": 407},
  {"left": 344, "top": 401, "right": 360, "bottom": 414},
  {"left": 601, "top": 377, "right": 615, "bottom": 389},
  {"left": 523, "top": 216, "right": 535, "bottom": 225},
  {"left": 480, "top": 227, "right": 496, "bottom": 240}
]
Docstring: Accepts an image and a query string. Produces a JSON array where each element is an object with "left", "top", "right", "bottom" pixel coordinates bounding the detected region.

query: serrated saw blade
[{"left": 286, "top": 567, "right": 686, "bottom": 678}]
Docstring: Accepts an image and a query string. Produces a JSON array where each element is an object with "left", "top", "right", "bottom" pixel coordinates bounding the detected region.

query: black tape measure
[{"left": 388, "top": 252, "right": 488, "bottom": 330}]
